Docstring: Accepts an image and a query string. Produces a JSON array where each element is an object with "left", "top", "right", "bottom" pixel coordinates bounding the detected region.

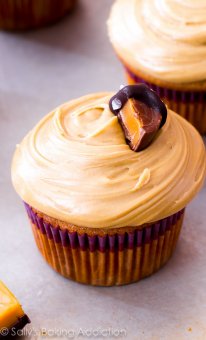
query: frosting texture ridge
[
  {"left": 12, "top": 93, "right": 206, "bottom": 228},
  {"left": 108, "top": 0, "right": 206, "bottom": 83}
]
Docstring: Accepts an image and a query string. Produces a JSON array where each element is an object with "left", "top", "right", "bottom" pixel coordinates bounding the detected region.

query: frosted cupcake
[
  {"left": 108, "top": 0, "right": 206, "bottom": 133},
  {"left": 0, "top": 0, "right": 76, "bottom": 30},
  {"left": 11, "top": 85, "right": 205, "bottom": 286}
]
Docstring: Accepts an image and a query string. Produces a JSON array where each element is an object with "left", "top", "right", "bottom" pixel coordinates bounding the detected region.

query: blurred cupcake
[
  {"left": 108, "top": 0, "right": 206, "bottom": 133},
  {"left": 0, "top": 0, "right": 76, "bottom": 30},
  {"left": 11, "top": 85, "right": 205, "bottom": 286}
]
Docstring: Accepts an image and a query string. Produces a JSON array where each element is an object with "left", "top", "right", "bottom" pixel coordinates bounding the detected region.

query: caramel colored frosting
[
  {"left": 12, "top": 93, "right": 205, "bottom": 228},
  {"left": 108, "top": 0, "right": 206, "bottom": 84}
]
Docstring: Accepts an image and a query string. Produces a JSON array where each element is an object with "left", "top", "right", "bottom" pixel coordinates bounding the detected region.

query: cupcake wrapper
[
  {"left": 24, "top": 203, "right": 184, "bottom": 286},
  {"left": 125, "top": 66, "right": 206, "bottom": 134},
  {"left": 0, "top": 0, "right": 76, "bottom": 30}
]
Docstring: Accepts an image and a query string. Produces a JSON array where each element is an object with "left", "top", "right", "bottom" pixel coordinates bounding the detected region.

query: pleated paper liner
[
  {"left": 125, "top": 66, "right": 206, "bottom": 134},
  {"left": 0, "top": 0, "right": 76, "bottom": 30},
  {"left": 24, "top": 203, "right": 184, "bottom": 286}
]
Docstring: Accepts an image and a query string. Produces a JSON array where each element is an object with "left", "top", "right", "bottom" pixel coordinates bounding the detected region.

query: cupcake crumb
[{"left": 187, "top": 327, "right": 192, "bottom": 332}]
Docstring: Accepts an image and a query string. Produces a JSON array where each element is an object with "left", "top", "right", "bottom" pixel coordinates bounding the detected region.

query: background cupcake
[
  {"left": 11, "top": 87, "right": 206, "bottom": 286},
  {"left": 0, "top": 0, "right": 76, "bottom": 30},
  {"left": 108, "top": 0, "right": 206, "bottom": 133}
]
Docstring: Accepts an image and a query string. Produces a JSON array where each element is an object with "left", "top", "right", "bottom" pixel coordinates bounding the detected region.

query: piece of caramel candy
[
  {"left": 0, "top": 281, "right": 30, "bottom": 336},
  {"left": 109, "top": 84, "right": 167, "bottom": 151}
]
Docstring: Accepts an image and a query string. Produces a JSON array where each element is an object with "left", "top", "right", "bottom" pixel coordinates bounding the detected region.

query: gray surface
[{"left": 0, "top": 1, "right": 206, "bottom": 339}]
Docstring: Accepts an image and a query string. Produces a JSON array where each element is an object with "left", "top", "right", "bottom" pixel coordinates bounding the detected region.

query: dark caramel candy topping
[
  {"left": 109, "top": 84, "right": 167, "bottom": 151},
  {"left": 0, "top": 315, "right": 30, "bottom": 339}
]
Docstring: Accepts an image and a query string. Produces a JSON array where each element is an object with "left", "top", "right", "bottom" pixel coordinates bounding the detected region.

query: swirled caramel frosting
[
  {"left": 108, "top": 0, "right": 206, "bottom": 84},
  {"left": 11, "top": 93, "right": 205, "bottom": 228}
]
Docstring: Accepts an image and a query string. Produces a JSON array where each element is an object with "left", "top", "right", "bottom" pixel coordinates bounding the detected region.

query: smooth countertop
[{"left": 0, "top": 1, "right": 206, "bottom": 339}]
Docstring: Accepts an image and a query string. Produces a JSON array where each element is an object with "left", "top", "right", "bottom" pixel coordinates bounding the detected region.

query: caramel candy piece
[
  {"left": 0, "top": 281, "right": 30, "bottom": 336},
  {"left": 118, "top": 98, "right": 162, "bottom": 151},
  {"left": 109, "top": 84, "right": 167, "bottom": 151}
]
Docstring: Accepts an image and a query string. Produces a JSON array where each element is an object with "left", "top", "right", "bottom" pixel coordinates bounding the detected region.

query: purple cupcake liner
[
  {"left": 24, "top": 203, "right": 184, "bottom": 253},
  {"left": 125, "top": 66, "right": 206, "bottom": 104}
]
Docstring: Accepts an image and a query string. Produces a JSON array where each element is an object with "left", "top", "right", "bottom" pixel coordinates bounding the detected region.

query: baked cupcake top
[
  {"left": 108, "top": 0, "right": 206, "bottom": 85},
  {"left": 12, "top": 91, "right": 205, "bottom": 228}
]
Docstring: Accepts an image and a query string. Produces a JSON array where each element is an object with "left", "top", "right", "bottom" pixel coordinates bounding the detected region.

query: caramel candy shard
[
  {"left": 118, "top": 98, "right": 162, "bottom": 151},
  {"left": 0, "top": 281, "right": 30, "bottom": 334},
  {"left": 109, "top": 84, "right": 167, "bottom": 151}
]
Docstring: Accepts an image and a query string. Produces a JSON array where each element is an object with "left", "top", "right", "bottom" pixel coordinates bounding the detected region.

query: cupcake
[
  {"left": 11, "top": 85, "right": 206, "bottom": 286},
  {"left": 0, "top": 0, "right": 76, "bottom": 30},
  {"left": 108, "top": 0, "right": 206, "bottom": 134}
]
